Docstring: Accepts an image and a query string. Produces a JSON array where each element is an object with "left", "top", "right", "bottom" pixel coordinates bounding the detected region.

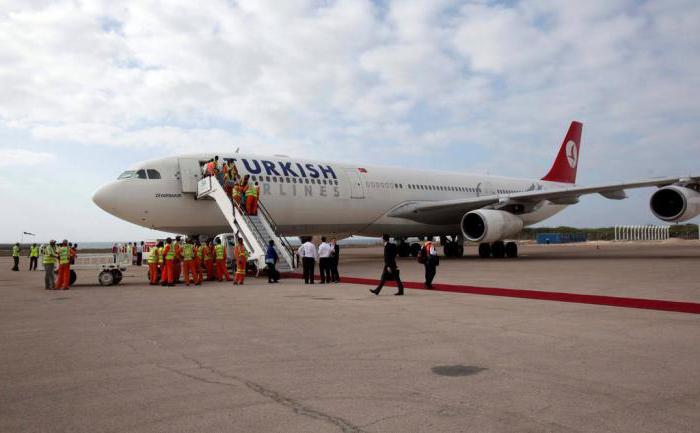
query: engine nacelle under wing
[
  {"left": 461, "top": 209, "right": 524, "bottom": 243},
  {"left": 650, "top": 186, "right": 700, "bottom": 222}
]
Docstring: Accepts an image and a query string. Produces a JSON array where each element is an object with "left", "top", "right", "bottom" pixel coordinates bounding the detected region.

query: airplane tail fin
[{"left": 541, "top": 121, "right": 582, "bottom": 184}]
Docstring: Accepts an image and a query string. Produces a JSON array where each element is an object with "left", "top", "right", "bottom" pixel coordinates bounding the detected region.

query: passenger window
[
  {"left": 136, "top": 169, "right": 147, "bottom": 179},
  {"left": 146, "top": 169, "right": 161, "bottom": 179}
]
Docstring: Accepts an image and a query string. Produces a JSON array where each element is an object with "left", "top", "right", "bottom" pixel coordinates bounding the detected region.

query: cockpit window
[
  {"left": 118, "top": 170, "right": 135, "bottom": 179},
  {"left": 136, "top": 169, "right": 147, "bottom": 179},
  {"left": 147, "top": 169, "right": 161, "bottom": 179}
]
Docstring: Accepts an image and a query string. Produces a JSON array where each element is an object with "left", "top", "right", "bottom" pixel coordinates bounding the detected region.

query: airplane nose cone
[{"left": 92, "top": 182, "right": 120, "bottom": 214}]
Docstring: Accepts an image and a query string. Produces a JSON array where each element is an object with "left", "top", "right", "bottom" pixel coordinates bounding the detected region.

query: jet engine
[
  {"left": 650, "top": 185, "right": 700, "bottom": 222},
  {"left": 461, "top": 209, "right": 524, "bottom": 243}
]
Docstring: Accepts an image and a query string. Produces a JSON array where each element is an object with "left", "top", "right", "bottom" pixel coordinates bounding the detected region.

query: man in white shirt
[
  {"left": 317, "top": 237, "right": 333, "bottom": 284},
  {"left": 136, "top": 241, "right": 144, "bottom": 266},
  {"left": 299, "top": 237, "right": 318, "bottom": 284}
]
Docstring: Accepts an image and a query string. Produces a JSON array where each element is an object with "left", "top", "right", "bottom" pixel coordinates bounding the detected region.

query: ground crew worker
[
  {"left": 69, "top": 243, "right": 77, "bottom": 265},
  {"left": 11, "top": 242, "right": 20, "bottom": 271},
  {"left": 232, "top": 182, "right": 242, "bottom": 207},
  {"left": 194, "top": 240, "right": 204, "bottom": 285},
  {"left": 161, "top": 237, "right": 175, "bottom": 286},
  {"left": 156, "top": 241, "right": 164, "bottom": 283},
  {"left": 246, "top": 181, "right": 260, "bottom": 215},
  {"left": 239, "top": 175, "right": 250, "bottom": 211},
  {"left": 229, "top": 162, "right": 239, "bottom": 181},
  {"left": 204, "top": 239, "right": 215, "bottom": 281},
  {"left": 173, "top": 236, "right": 183, "bottom": 283},
  {"left": 199, "top": 240, "right": 209, "bottom": 281},
  {"left": 233, "top": 237, "right": 248, "bottom": 285},
  {"left": 181, "top": 238, "right": 198, "bottom": 286},
  {"left": 206, "top": 159, "right": 216, "bottom": 177},
  {"left": 43, "top": 240, "right": 57, "bottom": 290},
  {"left": 29, "top": 243, "right": 39, "bottom": 271},
  {"left": 147, "top": 241, "right": 161, "bottom": 285},
  {"left": 421, "top": 239, "right": 439, "bottom": 289},
  {"left": 221, "top": 159, "right": 229, "bottom": 186},
  {"left": 223, "top": 161, "right": 233, "bottom": 197},
  {"left": 56, "top": 240, "right": 71, "bottom": 290},
  {"left": 214, "top": 238, "right": 232, "bottom": 281}
]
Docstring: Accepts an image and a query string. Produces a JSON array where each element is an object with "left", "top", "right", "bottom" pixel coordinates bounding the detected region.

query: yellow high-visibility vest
[
  {"left": 147, "top": 249, "right": 158, "bottom": 264},
  {"left": 214, "top": 244, "right": 225, "bottom": 260},
  {"left": 42, "top": 245, "right": 56, "bottom": 265},
  {"left": 164, "top": 245, "right": 175, "bottom": 260},
  {"left": 246, "top": 185, "right": 259, "bottom": 198},
  {"left": 182, "top": 243, "right": 194, "bottom": 261},
  {"left": 58, "top": 246, "right": 70, "bottom": 265}
]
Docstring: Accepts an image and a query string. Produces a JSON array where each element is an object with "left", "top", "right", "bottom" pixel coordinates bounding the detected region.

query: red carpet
[{"left": 282, "top": 273, "right": 700, "bottom": 315}]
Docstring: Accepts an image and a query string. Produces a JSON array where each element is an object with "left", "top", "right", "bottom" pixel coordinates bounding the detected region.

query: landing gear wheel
[
  {"left": 505, "top": 242, "right": 518, "bottom": 258},
  {"left": 478, "top": 243, "right": 491, "bottom": 258},
  {"left": 69, "top": 270, "right": 77, "bottom": 286},
  {"left": 410, "top": 243, "right": 422, "bottom": 257},
  {"left": 99, "top": 270, "right": 114, "bottom": 286},
  {"left": 112, "top": 269, "right": 123, "bottom": 285},
  {"left": 444, "top": 242, "right": 454, "bottom": 257},
  {"left": 398, "top": 242, "right": 410, "bottom": 258},
  {"left": 491, "top": 241, "right": 505, "bottom": 258}
]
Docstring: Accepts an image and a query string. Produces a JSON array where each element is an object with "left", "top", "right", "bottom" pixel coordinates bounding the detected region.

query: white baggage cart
[{"left": 39, "top": 250, "right": 132, "bottom": 286}]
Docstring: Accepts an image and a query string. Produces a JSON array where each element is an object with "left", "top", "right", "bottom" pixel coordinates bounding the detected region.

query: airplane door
[
  {"left": 476, "top": 181, "right": 495, "bottom": 197},
  {"left": 178, "top": 158, "right": 203, "bottom": 193},
  {"left": 344, "top": 168, "right": 365, "bottom": 199}
]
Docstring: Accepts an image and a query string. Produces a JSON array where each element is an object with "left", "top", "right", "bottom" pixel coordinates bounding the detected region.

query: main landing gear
[
  {"left": 478, "top": 241, "right": 518, "bottom": 258},
  {"left": 441, "top": 235, "right": 464, "bottom": 258},
  {"left": 397, "top": 238, "right": 422, "bottom": 258}
]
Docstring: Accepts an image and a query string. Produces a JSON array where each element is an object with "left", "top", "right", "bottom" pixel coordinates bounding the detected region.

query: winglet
[{"left": 541, "top": 121, "right": 582, "bottom": 184}]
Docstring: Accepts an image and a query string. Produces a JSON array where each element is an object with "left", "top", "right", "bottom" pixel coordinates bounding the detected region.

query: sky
[{"left": 1, "top": 0, "right": 699, "bottom": 242}]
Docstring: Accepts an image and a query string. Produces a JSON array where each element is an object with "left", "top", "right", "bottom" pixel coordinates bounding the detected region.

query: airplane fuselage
[{"left": 93, "top": 153, "right": 567, "bottom": 238}]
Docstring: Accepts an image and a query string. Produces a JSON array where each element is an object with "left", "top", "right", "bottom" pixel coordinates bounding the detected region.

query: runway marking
[{"left": 283, "top": 273, "right": 700, "bottom": 314}]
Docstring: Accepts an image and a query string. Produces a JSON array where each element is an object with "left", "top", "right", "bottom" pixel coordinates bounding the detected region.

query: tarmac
[{"left": 1, "top": 241, "right": 699, "bottom": 433}]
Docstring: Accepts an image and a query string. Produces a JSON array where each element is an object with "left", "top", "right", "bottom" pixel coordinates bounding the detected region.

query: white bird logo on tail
[{"left": 566, "top": 140, "right": 578, "bottom": 168}]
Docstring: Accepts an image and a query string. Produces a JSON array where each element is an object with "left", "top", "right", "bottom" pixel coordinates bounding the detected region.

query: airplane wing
[{"left": 388, "top": 175, "right": 699, "bottom": 225}]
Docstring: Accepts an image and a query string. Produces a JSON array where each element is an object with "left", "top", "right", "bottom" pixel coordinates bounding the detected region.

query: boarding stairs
[{"left": 196, "top": 176, "right": 296, "bottom": 273}]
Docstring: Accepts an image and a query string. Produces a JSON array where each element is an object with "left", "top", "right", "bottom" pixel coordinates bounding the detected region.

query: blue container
[
  {"left": 537, "top": 233, "right": 562, "bottom": 244},
  {"left": 536, "top": 232, "right": 587, "bottom": 244}
]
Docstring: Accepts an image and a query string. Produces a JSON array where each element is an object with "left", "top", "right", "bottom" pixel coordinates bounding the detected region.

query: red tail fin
[{"left": 541, "top": 121, "right": 582, "bottom": 184}]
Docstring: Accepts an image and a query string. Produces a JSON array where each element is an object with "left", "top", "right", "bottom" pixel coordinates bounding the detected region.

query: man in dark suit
[
  {"left": 330, "top": 238, "right": 340, "bottom": 283},
  {"left": 370, "top": 234, "right": 404, "bottom": 296}
]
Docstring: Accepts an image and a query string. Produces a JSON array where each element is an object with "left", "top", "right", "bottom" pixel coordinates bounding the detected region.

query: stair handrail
[
  {"left": 198, "top": 176, "right": 267, "bottom": 270},
  {"left": 257, "top": 200, "right": 297, "bottom": 268}
]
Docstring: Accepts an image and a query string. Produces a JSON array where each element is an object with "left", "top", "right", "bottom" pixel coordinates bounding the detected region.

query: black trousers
[
  {"left": 12, "top": 257, "right": 19, "bottom": 271},
  {"left": 29, "top": 256, "right": 38, "bottom": 271},
  {"left": 302, "top": 257, "right": 315, "bottom": 284},
  {"left": 319, "top": 257, "right": 332, "bottom": 283},
  {"left": 267, "top": 263, "right": 278, "bottom": 282},
  {"left": 136, "top": 253, "right": 142, "bottom": 266},
  {"left": 375, "top": 266, "right": 403, "bottom": 294},
  {"left": 424, "top": 263, "right": 437, "bottom": 287},
  {"left": 330, "top": 258, "right": 339, "bottom": 282}
]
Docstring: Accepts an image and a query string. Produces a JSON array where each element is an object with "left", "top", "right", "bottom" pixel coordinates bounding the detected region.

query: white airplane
[{"left": 93, "top": 121, "right": 699, "bottom": 258}]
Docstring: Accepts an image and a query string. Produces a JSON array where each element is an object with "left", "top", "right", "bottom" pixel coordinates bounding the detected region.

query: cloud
[
  {"left": 0, "top": 0, "right": 698, "bottom": 239},
  {"left": 0, "top": 148, "right": 55, "bottom": 167}
]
